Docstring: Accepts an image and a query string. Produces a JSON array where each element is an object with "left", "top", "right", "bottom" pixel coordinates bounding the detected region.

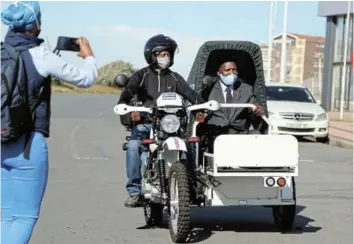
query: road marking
[
  {"left": 69, "top": 107, "right": 112, "bottom": 161},
  {"left": 92, "top": 140, "right": 110, "bottom": 159},
  {"left": 299, "top": 159, "right": 315, "bottom": 162}
]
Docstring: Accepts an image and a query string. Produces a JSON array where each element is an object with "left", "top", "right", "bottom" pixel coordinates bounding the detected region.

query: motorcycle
[{"left": 114, "top": 93, "right": 222, "bottom": 242}]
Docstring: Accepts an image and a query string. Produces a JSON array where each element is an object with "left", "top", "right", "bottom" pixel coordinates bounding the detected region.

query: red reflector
[
  {"left": 187, "top": 137, "right": 199, "bottom": 142},
  {"left": 142, "top": 139, "right": 154, "bottom": 144},
  {"left": 277, "top": 177, "right": 286, "bottom": 187}
]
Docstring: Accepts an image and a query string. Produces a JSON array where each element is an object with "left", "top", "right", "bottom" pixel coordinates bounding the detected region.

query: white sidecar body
[{"left": 202, "top": 133, "right": 299, "bottom": 207}]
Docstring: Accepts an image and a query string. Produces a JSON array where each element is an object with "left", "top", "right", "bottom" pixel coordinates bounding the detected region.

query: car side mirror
[
  {"left": 316, "top": 100, "right": 322, "bottom": 106},
  {"left": 114, "top": 74, "right": 129, "bottom": 88}
]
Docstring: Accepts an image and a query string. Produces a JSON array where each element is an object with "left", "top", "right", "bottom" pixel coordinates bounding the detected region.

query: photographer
[{"left": 1, "top": 1, "right": 97, "bottom": 243}]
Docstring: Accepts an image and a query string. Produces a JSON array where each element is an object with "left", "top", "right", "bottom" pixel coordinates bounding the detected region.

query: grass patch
[{"left": 52, "top": 83, "right": 121, "bottom": 95}]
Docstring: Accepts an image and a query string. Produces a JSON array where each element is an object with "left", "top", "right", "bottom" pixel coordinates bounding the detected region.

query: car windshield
[{"left": 266, "top": 86, "right": 316, "bottom": 103}]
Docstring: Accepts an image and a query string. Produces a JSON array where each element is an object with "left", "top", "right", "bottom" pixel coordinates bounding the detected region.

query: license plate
[{"left": 286, "top": 123, "right": 308, "bottom": 128}]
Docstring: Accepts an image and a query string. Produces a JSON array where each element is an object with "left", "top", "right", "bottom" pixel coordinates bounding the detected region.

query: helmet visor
[{"left": 152, "top": 46, "right": 169, "bottom": 53}]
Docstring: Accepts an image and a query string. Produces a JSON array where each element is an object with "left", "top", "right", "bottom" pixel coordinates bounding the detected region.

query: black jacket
[{"left": 118, "top": 66, "right": 204, "bottom": 124}]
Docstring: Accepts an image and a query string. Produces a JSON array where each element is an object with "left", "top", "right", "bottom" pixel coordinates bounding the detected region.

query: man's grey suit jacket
[{"left": 206, "top": 79, "right": 258, "bottom": 131}]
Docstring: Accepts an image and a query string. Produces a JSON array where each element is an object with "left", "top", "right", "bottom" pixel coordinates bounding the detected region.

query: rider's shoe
[{"left": 124, "top": 195, "right": 142, "bottom": 208}]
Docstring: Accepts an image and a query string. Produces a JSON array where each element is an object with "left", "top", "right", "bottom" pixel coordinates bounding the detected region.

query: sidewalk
[{"left": 328, "top": 112, "right": 353, "bottom": 149}]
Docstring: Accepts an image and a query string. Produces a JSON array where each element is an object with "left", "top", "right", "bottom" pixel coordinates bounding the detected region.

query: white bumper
[{"left": 270, "top": 117, "right": 329, "bottom": 138}]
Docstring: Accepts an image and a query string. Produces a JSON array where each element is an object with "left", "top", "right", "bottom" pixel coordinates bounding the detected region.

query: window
[
  {"left": 334, "top": 14, "right": 354, "bottom": 63},
  {"left": 331, "top": 14, "right": 354, "bottom": 111},
  {"left": 346, "top": 14, "right": 353, "bottom": 62},
  {"left": 266, "top": 86, "right": 316, "bottom": 103},
  {"left": 331, "top": 65, "right": 342, "bottom": 110},
  {"left": 334, "top": 16, "right": 345, "bottom": 62}
]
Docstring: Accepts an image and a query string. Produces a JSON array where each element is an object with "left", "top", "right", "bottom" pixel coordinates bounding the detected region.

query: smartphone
[{"left": 56, "top": 36, "right": 80, "bottom": 52}]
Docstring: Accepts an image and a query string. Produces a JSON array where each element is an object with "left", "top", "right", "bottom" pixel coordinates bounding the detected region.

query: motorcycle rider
[{"left": 117, "top": 34, "right": 204, "bottom": 207}]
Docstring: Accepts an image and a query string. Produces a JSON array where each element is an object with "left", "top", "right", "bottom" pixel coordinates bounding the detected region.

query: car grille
[
  {"left": 279, "top": 112, "right": 314, "bottom": 121},
  {"left": 277, "top": 127, "right": 315, "bottom": 133}
]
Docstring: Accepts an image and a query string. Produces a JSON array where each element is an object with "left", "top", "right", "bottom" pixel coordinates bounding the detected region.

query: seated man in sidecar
[{"left": 197, "top": 59, "right": 265, "bottom": 153}]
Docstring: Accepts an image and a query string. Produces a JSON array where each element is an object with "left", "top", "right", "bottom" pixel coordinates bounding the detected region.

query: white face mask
[
  {"left": 219, "top": 74, "right": 238, "bottom": 86},
  {"left": 156, "top": 57, "right": 170, "bottom": 69}
]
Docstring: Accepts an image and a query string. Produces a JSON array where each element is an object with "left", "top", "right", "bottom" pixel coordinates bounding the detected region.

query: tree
[{"left": 96, "top": 60, "right": 136, "bottom": 86}]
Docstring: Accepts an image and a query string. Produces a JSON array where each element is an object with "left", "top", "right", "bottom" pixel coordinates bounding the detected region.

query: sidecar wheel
[
  {"left": 168, "top": 162, "right": 191, "bottom": 243},
  {"left": 144, "top": 202, "right": 163, "bottom": 227},
  {"left": 272, "top": 204, "right": 296, "bottom": 231},
  {"left": 272, "top": 177, "right": 296, "bottom": 231}
]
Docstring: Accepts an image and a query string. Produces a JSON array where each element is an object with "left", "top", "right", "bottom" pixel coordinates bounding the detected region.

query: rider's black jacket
[{"left": 118, "top": 66, "right": 204, "bottom": 124}]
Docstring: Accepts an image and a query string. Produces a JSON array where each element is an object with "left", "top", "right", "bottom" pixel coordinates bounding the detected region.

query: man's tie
[{"left": 225, "top": 87, "right": 233, "bottom": 116}]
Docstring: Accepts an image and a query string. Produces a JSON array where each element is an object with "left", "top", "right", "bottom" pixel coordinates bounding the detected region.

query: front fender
[{"left": 162, "top": 137, "right": 187, "bottom": 152}]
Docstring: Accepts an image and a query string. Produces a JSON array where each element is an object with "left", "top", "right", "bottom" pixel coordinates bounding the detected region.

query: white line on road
[{"left": 299, "top": 159, "right": 315, "bottom": 162}]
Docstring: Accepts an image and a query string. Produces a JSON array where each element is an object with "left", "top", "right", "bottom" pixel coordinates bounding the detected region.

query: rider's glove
[
  {"left": 131, "top": 112, "right": 141, "bottom": 122},
  {"left": 195, "top": 112, "right": 207, "bottom": 123},
  {"left": 253, "top": 104, "right": 264, "bottom": 116}
]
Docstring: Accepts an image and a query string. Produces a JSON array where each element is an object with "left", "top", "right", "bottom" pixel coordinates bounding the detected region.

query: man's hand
[
  {"left": 77, "top": 37, "right": 94, "bottom": 59},
  {"left": 131, "top": 112, "right": 141, "bottom": 122},
  {"left": 253, "top": 104, "right": 264, "bottom": 116},
  {"left": 195, "top": 112, "right": 207, "bottom": 122}
]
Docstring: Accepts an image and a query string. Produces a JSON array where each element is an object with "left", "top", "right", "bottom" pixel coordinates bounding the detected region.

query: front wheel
[{"left": 168, "top": 162, "right": 191, "bottom": 243}]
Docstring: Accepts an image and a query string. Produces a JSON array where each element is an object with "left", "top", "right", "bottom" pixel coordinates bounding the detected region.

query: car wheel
[
  {"left": 294, "top": 136, "right": 302, "bottom": 141},
  {"left": 316, "top": 136, "right": 329, "bottom": 144}
]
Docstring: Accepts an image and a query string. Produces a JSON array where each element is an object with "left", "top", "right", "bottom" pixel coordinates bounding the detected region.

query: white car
[{"left": 265, "top": 83, "right": 329, "bottom": 143}]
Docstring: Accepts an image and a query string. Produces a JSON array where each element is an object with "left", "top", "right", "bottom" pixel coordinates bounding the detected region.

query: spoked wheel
[
  {"left": 168, "top": 162, "right": 191, "bottom": 243},
  {"left": 144, "top": 202, "right": 164, "bottom": 227},
  {"left": 272, "top": 177, "right": 296, "bottom": 231}
]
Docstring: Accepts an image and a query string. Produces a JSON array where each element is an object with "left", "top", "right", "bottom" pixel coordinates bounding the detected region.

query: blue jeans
[
  {"left": 1, "top": 132, "right": 49, "bottom": 244},
  {"left": 126, "top": 124, "right": 152, "bottom": 196}
]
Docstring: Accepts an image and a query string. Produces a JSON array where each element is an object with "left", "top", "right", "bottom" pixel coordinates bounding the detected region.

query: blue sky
[{"left": 1, "top": 1, "right": 326, "bottom": 77}]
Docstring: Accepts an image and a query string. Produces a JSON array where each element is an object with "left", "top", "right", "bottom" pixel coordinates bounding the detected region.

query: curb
[{"left": 329, "top": 136, "right": 353, "bottom": 149}]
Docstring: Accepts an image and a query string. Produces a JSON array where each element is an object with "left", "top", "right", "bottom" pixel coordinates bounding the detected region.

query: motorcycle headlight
[
  {"left": 161, "top": 114, "right": 180, "bottom": 133},
  {"left": 315, "top": 113, "right": 328, "bottom": 121}
]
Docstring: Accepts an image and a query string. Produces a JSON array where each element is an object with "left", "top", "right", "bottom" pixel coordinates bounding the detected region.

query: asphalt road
[{"left": 30, "top": 94, "right": 353, "bottom": 244}]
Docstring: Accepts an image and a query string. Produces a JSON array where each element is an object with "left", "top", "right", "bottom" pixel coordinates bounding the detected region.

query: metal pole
[
  {"left": 318, "top": 54, "right": 322, "bottom": 102},
  {"left": 339, "top": 1, "right": 351, "bottom": 120},
  {"left": 279, "top": 0, "right": 289, "bottom": 84},
  {"left": 267, "top": 1, "right": 275, "bottom": 82}
]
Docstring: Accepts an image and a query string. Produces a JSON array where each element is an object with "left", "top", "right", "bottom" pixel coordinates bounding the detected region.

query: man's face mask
[
  {"left": 156, "top": 56, "right": 170, "bottom": 69},
  {"left": 219, "top": 74, "right": 238, "bottom": 86}
]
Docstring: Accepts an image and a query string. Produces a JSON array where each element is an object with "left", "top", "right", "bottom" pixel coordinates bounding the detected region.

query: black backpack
[{"left": 1, "top": 42, "right": 34, "bottom": 158}]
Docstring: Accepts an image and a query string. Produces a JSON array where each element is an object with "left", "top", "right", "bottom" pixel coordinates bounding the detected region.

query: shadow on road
[{"left": 136, "top": 205, "right": 321, "bottom": 243}]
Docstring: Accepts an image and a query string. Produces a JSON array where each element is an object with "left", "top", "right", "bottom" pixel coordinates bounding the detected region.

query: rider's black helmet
[{"left": 144, "top": 34, "right": 178, "bottom": 68}]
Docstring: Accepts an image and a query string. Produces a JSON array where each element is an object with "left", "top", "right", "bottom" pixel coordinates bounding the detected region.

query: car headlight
[
  {"left": 315, "top": 113, "right": 328, "bottom": 121},
  {"left": 161, "top": 114, "right": 180, "bottom": 133}
]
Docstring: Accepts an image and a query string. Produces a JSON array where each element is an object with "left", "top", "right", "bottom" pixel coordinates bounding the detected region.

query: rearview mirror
[{"left": 114, "top": 74, "right": 129, "bottom": 88}]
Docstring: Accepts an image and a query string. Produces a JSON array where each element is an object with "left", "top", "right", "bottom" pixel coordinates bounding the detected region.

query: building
[
  {"left": 260, "top": 33, "right": 325, "bottom": 100},
  {"left": 318, "top": 1, "right": 354, "bottom": 112},
  {"left": 260, "top": 43, "right": 269, "bottom": 78}
]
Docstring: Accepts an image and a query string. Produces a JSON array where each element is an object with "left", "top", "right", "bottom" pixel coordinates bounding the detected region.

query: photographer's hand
[{"left": 77, "top": 37, "right": 94, "bottom": 59}]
